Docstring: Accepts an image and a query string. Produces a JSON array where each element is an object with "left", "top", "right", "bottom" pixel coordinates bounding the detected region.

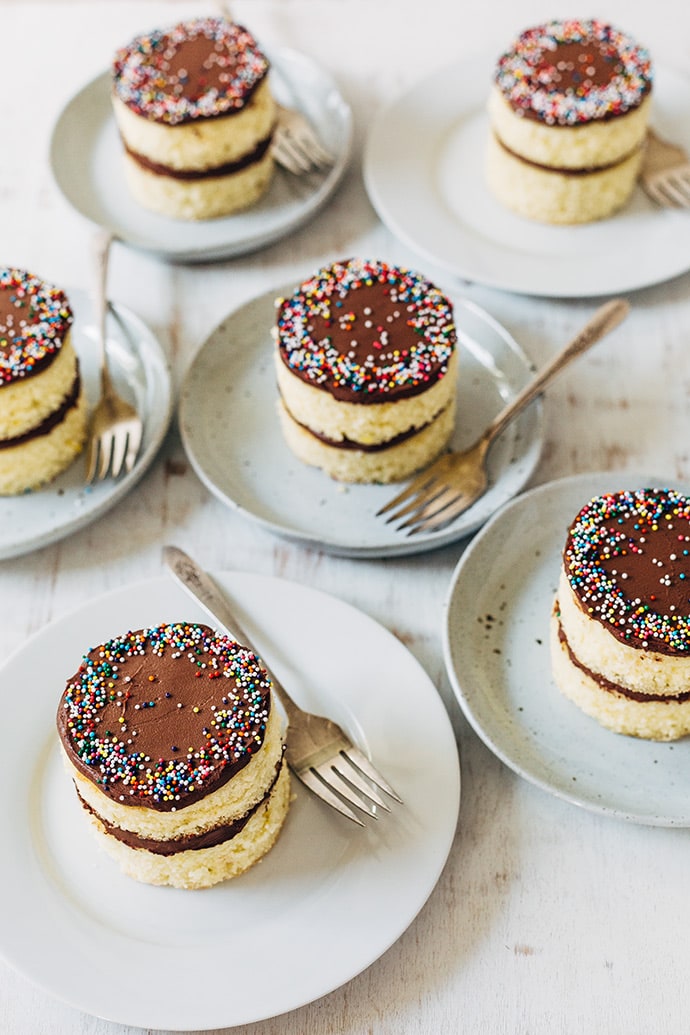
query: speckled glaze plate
[
  {"left": 364, "top": 58, "right": 690, "bottom": 298},
  {"left": 49, "top": 48, "right": 352, "bottom": 263},
  {"left": 178, "top": 284, "right": 543, "bottom": 558},
  {"left": 443, "top": 470, "right": 690, "bottom": 826},
  {"left": 0, "top": 287, "right": 173, "bottom": 560},
  {"left": 0, "top": 572, "right": 460, "bottom": 1029}
]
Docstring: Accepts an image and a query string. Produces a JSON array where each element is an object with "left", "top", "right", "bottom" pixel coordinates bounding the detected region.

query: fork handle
[
  {"left": 162, "top": 545, "right": 304, "bottom": 727},
  {"left": 483, "top": 298, "right": 630, "bottom": 447},
  {"left": 92, "top": 229, "right": 115, "bottom": 393}
]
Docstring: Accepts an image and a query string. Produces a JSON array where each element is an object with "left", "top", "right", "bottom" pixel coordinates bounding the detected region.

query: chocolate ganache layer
[
  {"left": 492, "top": 133, "right": 642, "bottom": 175},
  {"left": 0, "top": 268, "right": 72, "bottom": 386},
  {"left": 276, "top": 258, "right": 457, "bottom": 405},
  {"left": 564, "top": 488, "right": 690, "bottom": 655},
  {"left": 57, "top": 622, "right": 273, "bottom": 811},
  {"left": 122, "top": 135, "right": 272, "bottom": 180},
  {"left": 555, "top": 611, "right": 690, "bottom": 703},
  {"left": 76, "top": 758, "right": 285, "bottom": 855},
  {"left": 113, "top": 18, "right": 270, "bottom": 126},
  {"left": 495, "top": 19, "right": 652, "bottom": 126},
  {"left": 0, "top": 372, "right": 81, "bottom": 449},
  {"left": 281, "top": 399, "right": 451, "bottom": 451}
]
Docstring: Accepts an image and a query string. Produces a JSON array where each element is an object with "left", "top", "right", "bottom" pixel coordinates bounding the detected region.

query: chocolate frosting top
[
  {"left": 112, "top": 17, "right": 269, "bottom": 125},
  {"left": 276, "top": 258, "right": 456, "bottom": 405},
  {"left": 564, "top": 488, "right": 690, "bottom": 655},
  {"left": 495, "top": 19, "right": 652, "bottom": 125},
  {"left": 0, "top": 268, "right": 72, "bottom": 386},
  {"left": 57, "top": 622, "right": 273, "bottom": 811}
]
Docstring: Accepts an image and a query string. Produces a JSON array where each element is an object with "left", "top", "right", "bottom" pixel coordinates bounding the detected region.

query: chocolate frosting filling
[
  {"left": 76, "top": 757, "right": 285, "bottom": 855},
  {"left": 282, "top": 395, "right": 448, "bottom": 451},
  {"left": 556, "top": 613, "right": 690, "bottom": 703},
  {"left": 123, "top": 134, "right": 272, "bottom": 180},
  {"left": 494, "top": 131, "right": 641, "bottom": 174},
  {"left": 0, "top": 371, "right": 80, "bottom": 449}
]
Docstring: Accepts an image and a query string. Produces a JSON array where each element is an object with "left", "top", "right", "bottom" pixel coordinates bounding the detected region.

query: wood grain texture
[{"left": 2, "top": 2, "right": 690, "bottom": 1033}]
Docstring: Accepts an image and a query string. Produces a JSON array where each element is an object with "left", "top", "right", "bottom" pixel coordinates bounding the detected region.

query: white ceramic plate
[
  {"left": 0, "top": 289, "right": 172, "bottom": 559},
  {"left": 49, "top": 48, "right": 353, "bottom": 263},
  {"left": 364, "top": 58, "right": 690, "bottom": 298},
  {"left": 443, "top": 470, "right": 690, "bottom": 826},
  {"left": 178, "top": 285, "right": 543, "bottom": 557},
  {"left": 0, "top": 572, "right": 460, "bottom": 1029}
]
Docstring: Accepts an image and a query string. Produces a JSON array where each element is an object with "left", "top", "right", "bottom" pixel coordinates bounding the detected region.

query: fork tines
[
  {"left": 272, "top": 104, "right": 334, "bottom": 175},
  {"left": 641, "top": 129, "right": 690, "bottom": 209},
  {"left": 297, "top": 747, "right": 402, "bottom": 826},
  {"left": 86, "top": 417, "right": 143, "bottom": 484},
  {"left": 376, "top": 458, "right": 465, "bottom": 534},
  {"left": 643, "top": 171, "right": 690, "bottom": 209}
]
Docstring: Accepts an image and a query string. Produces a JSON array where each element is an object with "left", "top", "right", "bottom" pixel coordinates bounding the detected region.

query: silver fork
[
  {"left": 640, "top": 128, "right": 690, "bottom": 208},
  {"left": 272, "top": 102, "right": 334, "bottom": 175},
  {"left": 85, "top": 230, "right": 143, "bottom": 483},
  {"left": 377, "top": 299, "right": 630, "bottom": 535},
  {"left": 163, "top": 545, "right": 402, "bottom": 826}
]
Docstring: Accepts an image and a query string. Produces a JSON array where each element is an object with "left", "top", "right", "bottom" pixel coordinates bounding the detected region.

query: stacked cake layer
[
  {"left": 487, "top": 19, "right": 653, "bottom": 223},
  {"left": 274, "top": 258, "right": 458, "bottom": 484},
  {"left": 57, "top": 622, "right": 290, "bottom": 888},
  {"left": 0, "top": 268, "right": 87, "bottom": 495},
  {"left": 112, "top": 17, "right": 276, "bottom": 220},
  {"left": 551, "top": 488, "right": 690, "bottom": 740}
]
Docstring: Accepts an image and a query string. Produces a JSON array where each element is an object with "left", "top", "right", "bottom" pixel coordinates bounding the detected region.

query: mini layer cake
[
  {"left": 274, "top": 258, "right": 458, "bottom": 484},
  {"left": 487, "top": 19, "right": 652, "bottom": 223},
  {"left": 0, "top": 268, "right": 87, "bottom": 495},
  {"left": 551, "top": 488, "right": 690, "bottom": 741},
  {"left": 112, "top": 17, "right": 275, "bottom": 220},
  {"left": 57, "top": 622, "right": 290, "bottom": 889}
]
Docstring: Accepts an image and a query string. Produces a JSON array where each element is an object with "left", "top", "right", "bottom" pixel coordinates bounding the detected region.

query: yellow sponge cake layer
[{"left": 486, "top": 131, "right": 643, "bottom": 225}]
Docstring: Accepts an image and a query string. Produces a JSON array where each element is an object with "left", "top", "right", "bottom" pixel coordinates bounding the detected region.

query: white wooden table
[{"left": 2, "top": 2, "right": 690, "bottom": 1032}]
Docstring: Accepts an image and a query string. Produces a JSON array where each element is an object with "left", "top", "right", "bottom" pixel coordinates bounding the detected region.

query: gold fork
[
  {"left": 377, "top": 299, "right": 630, "bottom": 536},
  {"left": 85, "top": 230, "right": 143, "bottom": 483},
  {"left": 640, "top": 128, "right": 690, "bottom": 209},
  {"left": 164, "top": 545, "right": 402, "bottom": 826}
]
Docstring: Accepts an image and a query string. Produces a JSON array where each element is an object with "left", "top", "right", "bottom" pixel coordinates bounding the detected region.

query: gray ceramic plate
[
  {"left": 178, "top": 285, "right": 544, "bottom": 557},
  {"left": 49, "top": 49, "right": 353, "bottom": 263},
  {"left": 443, "top": 470, "right": 690, "bottom": 826},
  {"left": 0, "top": 289, "right": 173, "bottom": 559}
]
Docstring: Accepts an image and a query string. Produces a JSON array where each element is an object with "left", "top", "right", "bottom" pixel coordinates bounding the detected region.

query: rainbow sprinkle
[
  {"left": 276, "top": 258, "right": 456, "bottom": 400},
  {"left": 112, "top": 17, "right": 269, "bottom": 125},
  {"left": 565, "top": 488, "right": 690, "bottom": 654},
  {"left": 495, "top": 19, "right": 652, "bottom": 125},
  {"left": 0, "top": 268, "right": 72, "bottom": 385},
  {"left": 59, "top": 623, "right": 271, "bottom": 809}
]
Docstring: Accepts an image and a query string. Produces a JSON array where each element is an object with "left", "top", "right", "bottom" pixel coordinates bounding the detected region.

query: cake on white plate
[
  {"left": 57, "top": 621, "right": 291, "bottom": 888},
  {"left": 487, "top": 19, "right": 653, "bottom": 224}
]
